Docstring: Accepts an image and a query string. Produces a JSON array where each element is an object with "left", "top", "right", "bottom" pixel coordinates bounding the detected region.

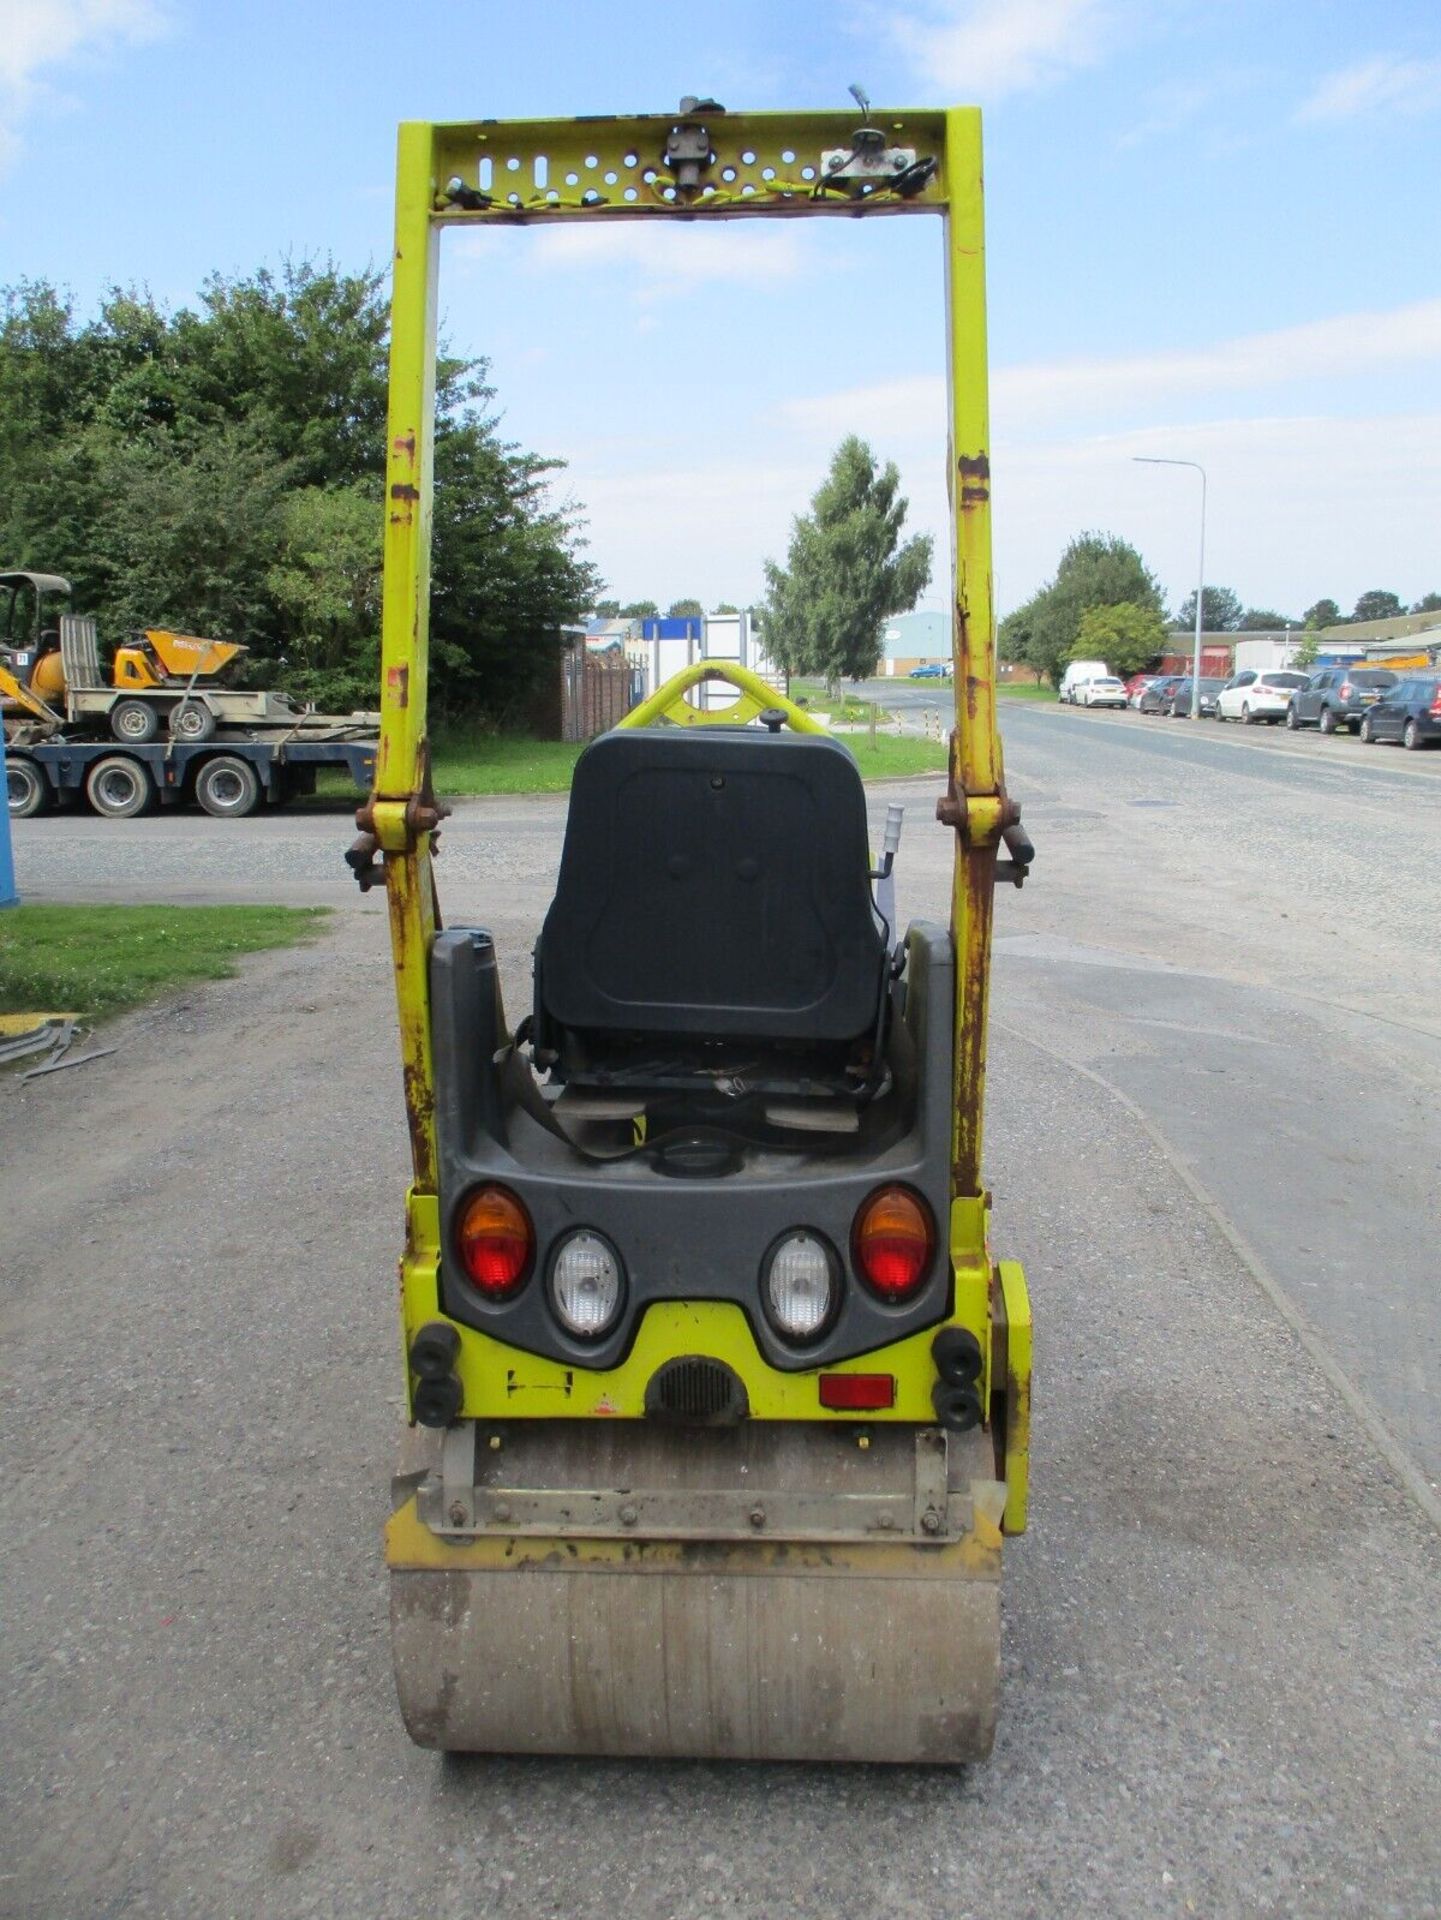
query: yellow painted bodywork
[
  {"left": 114, "top": 629, "right": 247, "bottom": 689},
  {"left": 0, "top": 659, "right": 61, "bottom": 727},
  {"left": 618, "top": 660, "right": 827, "bottom": 733},
  {"left": 379, "top": 107, "right": 1030, "bottom": 1531},
  {"left": 399, "top": 1188, "right": 996, "bottom": 1426}
]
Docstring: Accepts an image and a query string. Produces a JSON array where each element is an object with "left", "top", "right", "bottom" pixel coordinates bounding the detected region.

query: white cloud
[
  {"left": 452, "top": 217, "right": 809, "bottom": 301},
  {"left": 993, "top": 411, "right": 1441, "bottom": 615},
  {"left": 777, "top": 299, "right": 1441, "bottom": 439},
  {"left": 1295, "top": 54, "right": 1441, "bottom": 124},
  {"left": 887, "top": 0, "right": 1116, "bottom": 96},
  {"left": 0, "top": 0, "right": 167, "bottom": 168},
  {"left": 550, "top": 405, "right": 1441, "bottom": 621}
]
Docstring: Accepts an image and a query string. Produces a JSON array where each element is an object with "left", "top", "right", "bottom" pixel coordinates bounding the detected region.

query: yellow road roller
[{"left": 360, "top": 100, "right": 1033, "bottom": 1763}]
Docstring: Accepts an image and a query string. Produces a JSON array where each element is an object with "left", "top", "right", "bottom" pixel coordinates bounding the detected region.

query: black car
[
  {"left": 1358, "top": 675, "right": 1441, "bottom": 750},
  {"left": 1138, "top": 675, "right": 1184, "bottom": 714},
  {"left": 1287, "top": 666, "right": 1397, "bottom": 734},
  {"left": 1167, "top": 676, "right": 1226, "bottom": 717}
]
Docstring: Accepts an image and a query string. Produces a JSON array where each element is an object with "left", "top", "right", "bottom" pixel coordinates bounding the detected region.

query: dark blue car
[{"left": 1358, "top": 674, "right": 1441, "bottom": 750}]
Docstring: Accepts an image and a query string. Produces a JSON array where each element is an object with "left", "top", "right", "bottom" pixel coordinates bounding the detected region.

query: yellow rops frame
[{"left": 373, "top": 106, "right": 1027, "bottom": 1523}]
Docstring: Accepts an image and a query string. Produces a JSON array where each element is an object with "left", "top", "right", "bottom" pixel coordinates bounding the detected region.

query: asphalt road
[{"left": 3, "top": 707, "right": 1439, "bottom": 1918}]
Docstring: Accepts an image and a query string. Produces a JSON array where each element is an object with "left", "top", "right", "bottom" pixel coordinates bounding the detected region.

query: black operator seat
[{"left": 533, "top": 724, "right": 888, "bottom": 1087}]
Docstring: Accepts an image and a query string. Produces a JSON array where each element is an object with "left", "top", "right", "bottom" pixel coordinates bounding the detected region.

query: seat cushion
[{"left": 537, "top": 727, "right": 885, "bottom": 1044}]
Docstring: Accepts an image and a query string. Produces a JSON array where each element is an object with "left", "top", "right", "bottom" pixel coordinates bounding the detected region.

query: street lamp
[{"left": 1135, "top": 456, "right": 1206, "bottom": 718}]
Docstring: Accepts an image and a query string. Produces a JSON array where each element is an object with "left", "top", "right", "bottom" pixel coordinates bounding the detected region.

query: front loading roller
[{"left": 388, "top": 1419, "right": 1005, "bottom": 1763}]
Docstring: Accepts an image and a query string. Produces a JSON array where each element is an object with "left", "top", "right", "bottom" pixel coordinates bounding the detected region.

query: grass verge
[
  {"left": 996, "top": 683, "right": 1057, "bottom": 701},
  {"left": 432, "top": 734, "right": 585, "bottom": 795},
  {"left": 839, "top": 734, "right": 948, "bottom": 778},
  {"left": 789, "top": 679, "right": 891, "bottom": 725},
  {"left": 0, "top": 904, "right": 329, "bottom": 1021},
  {"left": 424, "top": 728, "right": 946, "bottom": 793}
]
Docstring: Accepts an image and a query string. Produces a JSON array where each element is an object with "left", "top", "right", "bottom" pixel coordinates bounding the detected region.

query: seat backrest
[{"left": 536, "top": 726, "right": 885, "bottom": 1044}]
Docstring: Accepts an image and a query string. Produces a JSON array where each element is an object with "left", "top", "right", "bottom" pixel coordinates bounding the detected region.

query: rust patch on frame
[
  {"left": 953, "top": 837, "right": 996, "bottom": 1196},
  {"left": 388, "top": 664, "right": 411, "bottom": 708},
  {"left": 956, "top": 451, "right": 990, "bottom": 506}
]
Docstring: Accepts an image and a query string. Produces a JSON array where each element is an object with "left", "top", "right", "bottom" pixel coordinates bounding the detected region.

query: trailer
[{"left": 5, "top": 731, "right": 376, "bottom": 819}]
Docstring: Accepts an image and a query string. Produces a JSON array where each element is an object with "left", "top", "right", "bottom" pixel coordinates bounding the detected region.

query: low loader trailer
[
  {"left": 2, "top": 572, "right": 378, "bottom": 816},
  {"left": 363, "top": 99, "right": 1034, "bottom": 1763},
  {"left": 6, "top": 731, "right": 377, "bottom": 819}
]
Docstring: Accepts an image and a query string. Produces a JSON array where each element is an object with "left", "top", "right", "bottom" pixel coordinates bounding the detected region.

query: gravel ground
[{"left": 3, "top": 711, "right": 1438, "bottom": 1917}]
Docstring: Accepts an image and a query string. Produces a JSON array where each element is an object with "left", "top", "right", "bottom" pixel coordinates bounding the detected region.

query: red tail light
[
  {"left": 456, "top": 1184, "right": 534, "bottom": 1297},
  {"left": 1339, "top": 682, "right": 1353, "bottom": 699},
  {"left": 852, "top": 1186, "right": 935, "bottom": 1300},
  {"left": 1431, "top": 688, "right": 1441, "bottom": 716}
]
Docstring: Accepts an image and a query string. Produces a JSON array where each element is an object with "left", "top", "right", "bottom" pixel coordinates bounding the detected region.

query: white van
[{"left": 1059, "top": 660, "right": 1108, "bottom": 704}]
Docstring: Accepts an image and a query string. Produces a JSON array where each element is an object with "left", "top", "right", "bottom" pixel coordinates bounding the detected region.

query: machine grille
[{"left": 646, "top": 1356, "right": 748, "bottom": 1426}]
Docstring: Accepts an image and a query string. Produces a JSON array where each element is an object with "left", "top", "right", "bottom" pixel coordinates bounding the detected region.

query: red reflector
[{"left": 819, "top": 1373, "right": 896, "bottom": 1411}]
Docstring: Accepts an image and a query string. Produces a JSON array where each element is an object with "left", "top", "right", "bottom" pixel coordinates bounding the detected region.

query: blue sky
[{"left": 3, "top": 0, "right": 1439, "bottom": 621}]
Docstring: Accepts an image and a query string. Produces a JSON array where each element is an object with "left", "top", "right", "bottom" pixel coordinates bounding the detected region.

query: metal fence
[{"left": 561, "top": 648, "right": 642, "bottom": 742}]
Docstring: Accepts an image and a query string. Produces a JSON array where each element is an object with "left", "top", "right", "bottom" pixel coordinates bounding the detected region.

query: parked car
[
  {"left": 1286, "top": 666, "right": 1397, "bottom": 734},
  {"left": 908, "top": 662, "right": 949, "bottom": 679},
  {"left": 1167, "top": 676, "right": 1226, "bottom": 717},
  {"left": 1138, "top": 675, "right": 1184, "bottom": 714},
  {"left": 1124, "top": 673, "right": 1160, "bottom": 707},
  {"left": 1076, "top": 675, "right": 1128, "bottom": 709},
  {"left": 1059, "top": 660, "right": 1109, "bottom": 703},
  {"left": 1215, "top": 669, "right": 1309, "bottom": 724},
  {"left": 1357, "top": 675, "right": 1441, "bottom": 750}
]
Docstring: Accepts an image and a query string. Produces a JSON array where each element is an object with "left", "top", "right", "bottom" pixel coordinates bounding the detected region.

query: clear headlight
[
  {"left": 763, "top": 1231, "right": 838, "bottom": 1341},
  {"left": 550, "top": 1230, "right": 623, "bottom": 1337}
]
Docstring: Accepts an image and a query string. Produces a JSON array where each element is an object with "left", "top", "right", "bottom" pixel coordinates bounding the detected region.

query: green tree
[
  {"left": 1070, "top": 601, "right": 1168, "bottom": 675},
  {"left": 1019, "top": 532, "right": 1165, "bottom": 685},
  {"left": 714, "top": 601, "right": 739, "bottom": 615},
  {"left": 666, "top": 598, "right": 704, "bottom": 618},
  {"left": 997, "top": 604, "right": 1035, "bottom": 666},
  {"left": 763, "top": 435, "right": 931, "bottom": 683},
  {"left": 1291, "top": 630, "right": 1321, "bottom": 670},
  {"left": 0, "top": 265, "right": 599, "bottom": 721},
  {"left": 1411, "top": 591, "right": 1441, "bottom": 614},
  {"left": 1304, "top": 597, "right": 1341, "bottom": 629},
  {"left": 620, "top": 600, "right": 659, "bottom": 619},
  {"left": 1175, "top": 585, "right": 1243, "bottom": 631},
  {"left": 1238, "top": 607, "right": 1294, "bottom": 630},
  {"left": 92, "top": 419, "right": 294, "bottom": 643},
  {"left": 265, "top": 483, "right": 382, "bottom": 707},
  {"left": 1352, "top": 589, "right": 1402, "bottom": 623}
]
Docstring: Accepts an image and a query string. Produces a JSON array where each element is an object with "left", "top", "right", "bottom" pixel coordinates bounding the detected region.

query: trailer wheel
[
  {"left": 86, "top": 755, "right": 156, "bottom": 818},
  {"left": 6, "top": 755, "right": 51, "bottom": 818},
  {"left": 169, "top": 699, "right": 217, "bottom": 743},
  {"left": 110, "top": 699, "right": 161, "bottom": 744},
  {"left": 194, "top": 755, "right": 261, "bottom": 818}
]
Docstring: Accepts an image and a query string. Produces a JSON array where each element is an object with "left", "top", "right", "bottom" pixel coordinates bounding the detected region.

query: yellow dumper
[
  {"left": 1, "top": 568, "right": 312, "bottom": 744},
  {"left": 365, "top": 100, "right": 1034, "bottom": 1763}
]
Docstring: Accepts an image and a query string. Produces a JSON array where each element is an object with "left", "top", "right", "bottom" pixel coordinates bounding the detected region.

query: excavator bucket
[{"left": 370, "top": 106, "right": 1032, "bottom": 1765}]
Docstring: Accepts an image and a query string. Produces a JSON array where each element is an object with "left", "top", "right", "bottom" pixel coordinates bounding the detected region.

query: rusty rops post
[
  {"left": 379, "top": 122, "right": 444, "bottom": 1189},
  {"left": 938, "top": 107, "right": 1004, "bottom": 1203}
]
